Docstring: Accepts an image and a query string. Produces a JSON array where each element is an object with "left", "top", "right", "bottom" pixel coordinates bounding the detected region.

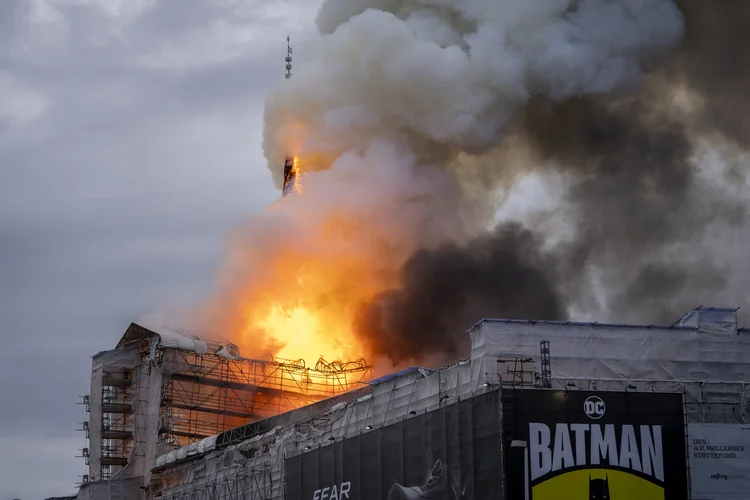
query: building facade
[{"left": 76, "top": 307, "right": 750, "bottom": 499}]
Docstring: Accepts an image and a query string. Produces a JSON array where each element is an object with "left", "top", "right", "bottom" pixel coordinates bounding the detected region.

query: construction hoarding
[
  {"left": 284, "top": 390, "right": 503, "bottom": 500},
  {"left": 688, "top": 423, "right": 750, "bottom": 499},
  {"left": 502, "top": 389, "right": 688, "bottom": 500}
]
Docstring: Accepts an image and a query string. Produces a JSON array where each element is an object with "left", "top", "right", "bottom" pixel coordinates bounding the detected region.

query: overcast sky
[{"left": 0, "top": 1, "right": 319, "bottom": 497}]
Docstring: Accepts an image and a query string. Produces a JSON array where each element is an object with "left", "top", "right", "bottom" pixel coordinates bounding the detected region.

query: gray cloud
[{"left": 0, "top": 0, "right": 316, "bottom": 497}]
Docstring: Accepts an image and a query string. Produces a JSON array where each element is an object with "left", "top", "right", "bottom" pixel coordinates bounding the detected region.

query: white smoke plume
[
  {"left": 200, "top": 0, "right": 749, "bottom": 367},
  {"left": 264, "top": 0, "right": 683, "bottom": 183}
]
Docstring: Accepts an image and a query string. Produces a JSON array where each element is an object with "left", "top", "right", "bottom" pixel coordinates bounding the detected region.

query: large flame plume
[
  {"left": 203, "top": 140, "right": 459, "bottom": 371},
  {"left": 196, "top": 0, "right": 750, "bottom": 371}
]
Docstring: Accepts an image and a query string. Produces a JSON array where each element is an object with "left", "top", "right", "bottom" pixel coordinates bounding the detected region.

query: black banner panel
[
  {"left": 285, "top": 390, "right": 503, "bottom": 500},
  {"left": 502, "top": 390, "right": 688, "bottom": 500}
]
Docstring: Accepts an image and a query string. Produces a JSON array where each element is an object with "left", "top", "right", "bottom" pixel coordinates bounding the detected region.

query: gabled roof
[{"left": 115, "top": 322, "right": 239, "bottom": 356}]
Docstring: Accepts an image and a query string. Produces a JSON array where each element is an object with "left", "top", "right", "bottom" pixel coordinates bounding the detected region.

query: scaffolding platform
[{"left": 84, "top": 322, "right": 371, "bottom": 483}]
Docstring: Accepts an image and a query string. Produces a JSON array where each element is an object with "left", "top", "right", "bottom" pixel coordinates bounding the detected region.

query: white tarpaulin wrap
[
  {"left": 469, "top": 317, "right": 750, "bottom": 421},
  {"left": 76, "top": 477, "right": 142, "bottom": 500},
  {"left": 153, "top": 326, "right": 208, "bottom": 354},
  {"left": 689, "top": 424, "right": 750, "bottom": 499},
  {"left": 154, "top": 362, "right": 485, "bottom": 499}
]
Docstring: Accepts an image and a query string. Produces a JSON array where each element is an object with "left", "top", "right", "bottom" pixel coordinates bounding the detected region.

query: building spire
[
  {"left": 281, "top": 36, "right": 297, "bottom": 196},
  {"left": 285, "top": 36, "right": 293, "bottom": 79}
]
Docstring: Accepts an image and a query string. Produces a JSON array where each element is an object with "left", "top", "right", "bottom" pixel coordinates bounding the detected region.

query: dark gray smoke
[
  {"left": 356, "top": 223, "right": 564, "bottom": 363},
  {"left": 357, "top": 0, "right": 750, "bottom": 365},
  {"left": 670, "top": 0, "right": 750, "bottom": 146}
]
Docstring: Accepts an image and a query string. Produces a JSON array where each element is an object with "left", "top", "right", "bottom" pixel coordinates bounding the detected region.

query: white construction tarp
[
  {"left": 688, "top": 423, "right": 750, "bottom": 499},
  {"left": 468, "top": 319, "right": 750, "bottom": 421},
  {"left": 471, "top": 320, "right": 750, "bottom": 384},
  {"left": 154, "top": 326, "right": 208, "bottom": 354},
  {"left": 75, "top": 477, "right": 142, "bottom": 500}
]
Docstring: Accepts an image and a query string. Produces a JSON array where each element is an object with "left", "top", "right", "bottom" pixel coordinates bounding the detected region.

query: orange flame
[
  {"left": 233, "top": 243, "right": 392, "bottom": 371},
  {"left": 290, "top": 156, "right": 303, "bottom": 194},
  {"left": 209, "top": 156, "right": 405, "bottom": 381}
]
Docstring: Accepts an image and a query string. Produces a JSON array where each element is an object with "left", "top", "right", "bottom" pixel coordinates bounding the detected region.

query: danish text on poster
[{"left": 689, "top": 423, "right": 750, "bottom": 499}]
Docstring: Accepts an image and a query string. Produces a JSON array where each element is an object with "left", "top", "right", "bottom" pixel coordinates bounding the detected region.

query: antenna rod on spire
[{"left": 285, "top": 36, "right": 293, "bottom": 79}]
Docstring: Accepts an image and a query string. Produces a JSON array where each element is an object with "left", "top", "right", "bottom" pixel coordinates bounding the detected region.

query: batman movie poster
[
  {"left": 502, "top": 390, "right": 688, "bottom": 500},
  {"left": 284, "top": 390, "right": 503, "bottom": 500}
]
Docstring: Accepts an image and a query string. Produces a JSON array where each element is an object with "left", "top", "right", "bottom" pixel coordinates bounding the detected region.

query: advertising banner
[
  {"left": 284, "top": 390, "right": 503, "bottom": 500},
  {"left": 503, "top": 390, "right": 688, "bottom": 500},
  {"left": 688, "top": 423, "right": 750, "bottom": 499}
]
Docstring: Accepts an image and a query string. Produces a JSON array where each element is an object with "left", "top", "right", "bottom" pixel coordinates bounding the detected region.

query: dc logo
[{"left": 584, "top": 396, "right": 606, "bottom": 419}]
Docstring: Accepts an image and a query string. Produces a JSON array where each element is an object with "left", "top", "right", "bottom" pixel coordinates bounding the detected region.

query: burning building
[
  {"left": 74, "top": 323, "right": 370, "bottom": 499},
  {"left": 67, "top": 0, "right": 750, "bottom": 498},
  {"left": 73, "top": 306, "right": 750, "bottom": 499}
]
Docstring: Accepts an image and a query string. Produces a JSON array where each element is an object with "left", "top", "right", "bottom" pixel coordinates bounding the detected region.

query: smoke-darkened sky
[{"left": 0, "top": 1, "right": 316, "bottom": 497}]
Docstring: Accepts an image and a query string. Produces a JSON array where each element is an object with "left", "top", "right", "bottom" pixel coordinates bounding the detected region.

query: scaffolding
[
  {"left": 495, "top": 354, "right": 537, "bottom": 388},
  {"left": 151, "top": 464, "right": 277, "bottom": 500},
  {"left": 75, "top": 397, "right": 91, "bottom": 487},
  {"left": 150, "top": 355, "right": 492, "bottom": 500},
  {"left": 540, "top": 340, "right": 552, "bottom": 388},
  {"left": 100, "top": 366, "right": 136, "bottom": 479},
  {"left": 87, "top": 323, "right": 371, "bottom": 486},
  {"left": 159, "top": 348, "right": 370, "bottom": 446}
]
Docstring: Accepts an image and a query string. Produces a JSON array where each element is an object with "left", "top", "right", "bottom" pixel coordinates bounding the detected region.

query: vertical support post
[
  {"left": 511, "top": 440, "right": 529, "bottom": 500},
  {"left": 540, "top": 340, "right": 552, "bottom": 388}
]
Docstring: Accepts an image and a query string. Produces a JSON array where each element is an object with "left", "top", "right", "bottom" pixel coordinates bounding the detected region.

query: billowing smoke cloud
[
  {"left": 205, "top": 0, "right": 750, "bottom": 369},
  {"left": 670, "top": 0, "right": 750, "bottom": 146},
  {"left": 355, "top": 222, "right": 564, "bottom": 364},
  {"left": 264, "top": 0, "right": 684, "bottom": 173}
]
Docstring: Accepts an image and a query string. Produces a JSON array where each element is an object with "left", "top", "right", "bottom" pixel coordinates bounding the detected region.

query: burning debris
[{"left": 198, "top": 0, "right": 750, "bottom": 372}]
